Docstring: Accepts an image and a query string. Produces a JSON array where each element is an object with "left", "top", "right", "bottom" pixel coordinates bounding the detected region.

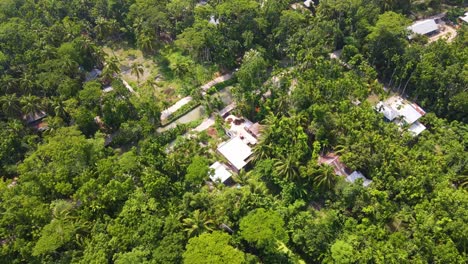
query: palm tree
[
  {"left": 61, "top": 56, "right": 78, "bottom": 75},
  {"left": 94, "top": 17, "right": 108, "bottom": 40},
  {"left": 169, "top": 56, "right": 191, "bottom": 77},
  {"left": 49, "top": 97, "right": 69, "bottom": 121},
  {"left": 19, "top": 71, "right": 35, "bottom": 95},
  {"left": 251, "top": 116, "right": 274, "bottom": 163},
  {"left": 101, "top": 55, "right": 121, "bottom": 83},
  {"left": 137, "top": 31, "right": 155, "bottom": 53},
  {"left": 105, "top": 55, "right": 121, "bottom": 76},
  {"left": 234, "top": 169, "right": 249, "bottom": 185},
  {"left": 1, "top": 75, "right": 18, "bottom": 94},
  {"left": 0, "top": 93, "right": 21, "bottom": 118},
  {"left": 182, "top": 210, "right": 215, "bottom": 238},
  {"left": 130, "top": 62, "right": 144, "bottom": 83},
  {"left": 251, "top": 139, "right": 271, "bottom": 163},
  {"left": 274, "top": 154, "right": 300, "bottom": 181},
  {"left": 455, "top": 174, "right": 468, "bottom": 189},
  {"left": 51, "top": 200, "right": 75, "bottom": 220},
  {"left": 20, "top": 94, "right": 42, "bottom": 116},
  {"left": 78, "top": 37, "right": 104, "bottom": 66},
  {"left": 275, "top": 94, "right": 290, "bottom": 115},
  {"left": 314, "top": 165, "right": 337, "bottom": 190}
]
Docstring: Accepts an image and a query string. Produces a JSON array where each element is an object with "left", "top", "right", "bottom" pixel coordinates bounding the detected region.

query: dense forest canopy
[{"left": 0, "top": 0, "right": 467, "bottom": 263}]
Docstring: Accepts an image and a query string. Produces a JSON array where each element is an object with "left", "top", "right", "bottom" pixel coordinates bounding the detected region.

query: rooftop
[
  {"left": 23, "top": 110, "right": 47, "bottom": 124},
  {"left": 225, "top": 115, "right": 257, "bottom": 145},
  {"left": 408, "top": 19, "right": 438, "bottom": 38},
  {"left": 460, "top": 12, "right": 468, "bottom": 23},
  {"left": 245, "top": 122, "right": 263, "bottom": 139},
  {"left": 85, "top": 68, "right": 102, "bottom": 82},
  {"left": 376, "top": 96, "right": 425, "bottom": 125},
  {"left": 209, "top": 162, "right": 232, "bottom": 183},
  {"left": 318, "top": 153, "right": 351, "bottom": 177},
  {"left": 408, "top": 121, "right": 426, "bottom": 136},
  {"left": 346, "top": 171, "right": 372, "bottom": 187},
  {"left": 217, "top": 137, "right": 252, "bottom": 171}
]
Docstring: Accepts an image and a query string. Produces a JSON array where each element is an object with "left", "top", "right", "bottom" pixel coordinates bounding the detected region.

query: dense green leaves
[
  {"left": 183, "top": 232, "right": 245, "bottom": 264},
  {"left": 239, "top": 208, "right": 288, "bottom": 250}
]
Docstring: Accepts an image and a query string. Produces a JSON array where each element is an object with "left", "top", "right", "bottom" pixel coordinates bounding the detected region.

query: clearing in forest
[{"left": 103, "top": 45, "right": 217, "bottom": 107}]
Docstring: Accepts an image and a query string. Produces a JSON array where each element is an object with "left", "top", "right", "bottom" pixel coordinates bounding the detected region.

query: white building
[
  {"left": 375, "top": 96, "right": 426, "bottom": 136},
  {"left": 209, "top": 162, "right": 233, "bottom": 183},
  {"left": 217, "top": 137, "right": 253, "bottom": 172}
]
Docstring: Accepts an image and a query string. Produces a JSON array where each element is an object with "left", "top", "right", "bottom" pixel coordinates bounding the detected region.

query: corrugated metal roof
[{"left": 408, "top": 19, "right": 438, "bottom": 36}]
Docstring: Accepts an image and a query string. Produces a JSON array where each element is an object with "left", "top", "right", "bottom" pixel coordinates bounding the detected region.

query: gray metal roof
[{"left": 408, "top": 19, "right": 438, "bottom": 36}]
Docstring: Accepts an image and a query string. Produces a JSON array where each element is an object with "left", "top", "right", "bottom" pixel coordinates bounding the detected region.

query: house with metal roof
[
  {"left": 375, "top": 95, "right": 426, "bottom": 136},
  {"left": 23, "top": 110, "right": 47, "bottom": 125},
  {"left": 407, "top": 19, "right": 439, "bottom": 39},
  {"left": 346, "top": 171, "right": 372, "bottom": 187},
  {"left": 318, "top": 152, "right": 372, "bottom": 187}
]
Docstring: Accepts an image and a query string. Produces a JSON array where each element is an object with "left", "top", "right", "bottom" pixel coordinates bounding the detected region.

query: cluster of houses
[
  {"left": 208, "top": 114, "right": 263, "bottom": 184},
  {"left": 376, "top": 95, "right": 426, "bottom": 136},
  {"left": 206, "top": 112, "right": 375, "bottom": 187}
]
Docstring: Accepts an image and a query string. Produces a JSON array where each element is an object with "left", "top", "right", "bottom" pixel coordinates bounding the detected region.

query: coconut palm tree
[
  {"left": 105, "top": 55, "right": 121, "bottom": 75},
  {"left": 274, "top": 154, "right": 300, "bottom": 181},
  {"left": 49, "top": 97, "right": 69, "bottom": 122},
  {"left": 0, "top": 93, "right": 21, "bottom": 118},
  {"left": 20, "top": 94, "right": 42, "bottom": 116},
  {"left": 314, "top": 165, "right": 337, "bottom": 190},
  {"left": 61, "top": 56, "right": 79, "bottom": 75},
  {"left": 455, "top": 174, "right": 468, "bottom": 189},
  {"left": 182, "top": 210, "right": 215, "bottom": 238},
  {"left": 234, "top": 169, "right": 249, "bottom": 185},
  {"left": 19, "top": 71, "right": 35, "bottom": 95},
  {"left": 1, "top": 75, "right": 18, "bottom": 94},
  {"left": 169, "top": 55, "right": 191, "bottom": 77},
  {"left": 137, "top": 31, "right": 155, "bottom": 53},
  {"left": 130, "top": 62, "right": 144, "bottom": 83},
  {"left": 252, "top": 139, "right": 272, "bottom": 163},
  {"left": 101, "top": 55, "right": 121, "bottom": 83}
]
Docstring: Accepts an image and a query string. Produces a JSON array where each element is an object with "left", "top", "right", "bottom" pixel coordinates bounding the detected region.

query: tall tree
[
  {"left": 183, "top": 232, "right": 245, "bottom": 264},
  {"left": 239, "top": 208, "right": 288, "bottom": 251}
]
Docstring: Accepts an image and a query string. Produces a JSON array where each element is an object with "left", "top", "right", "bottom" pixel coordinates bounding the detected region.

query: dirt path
[
  {"left": 160, "top": 96, "right": 193, "bottom": 121},
  {"left": 201, "top": 73, "right": 233, "bottom": 92}
]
